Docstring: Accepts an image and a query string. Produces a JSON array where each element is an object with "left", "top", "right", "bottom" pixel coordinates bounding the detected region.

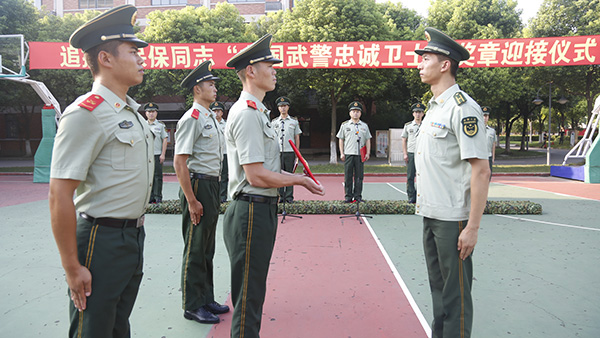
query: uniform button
[
  {"left": 130, "top": 140, "right": 134, "bottom": 145},
  {"left": 433, "top": 133, "right": 437, "bottom": 136},
  {"left": 417, "top": 194, "right": 420, "bottom": 197}
]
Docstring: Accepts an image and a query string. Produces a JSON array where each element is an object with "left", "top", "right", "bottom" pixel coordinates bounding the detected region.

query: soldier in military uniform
[
  {"left": 272, "top": 96, "right": 302, "bottom": 203},
  {"left": 414, "top": 27, "right": 490, "bottom": 338},
  {"left": 336, "top": 101, "right": 372, "bottom": 203},
  {"left": 48, "top": 5, "right": 153, "bottom": 337},
  {"left": 482, "top": 106, "right": 497, "bottom": 176},
  {"left": 174, "top": 61, "right": 229, "bottom": 325},
  {"left": 144, "top": 102, "right": 168, "bottom": 203},
  {"left": 223, "top": 34, "right": 325, "bottom": 338},
  {"left": 402, "top": 103, "right": 426, "bottom": 203},
  {"left": 211, "top": 101, "right": 229, "bottom": 203}
]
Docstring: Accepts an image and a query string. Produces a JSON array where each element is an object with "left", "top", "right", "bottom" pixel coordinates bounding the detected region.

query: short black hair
[{"left": 84, "top": 40, "right": 121, "bottom": 77}]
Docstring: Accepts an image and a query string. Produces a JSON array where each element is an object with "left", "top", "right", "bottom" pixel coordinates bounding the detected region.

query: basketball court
[{"left": 0, "top": 173, "right": 598, "bottom": 337}]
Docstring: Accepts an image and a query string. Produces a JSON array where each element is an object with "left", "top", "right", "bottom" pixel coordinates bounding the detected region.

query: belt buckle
[{"left": 136, "top": 215, "right": 145, "bottom": 228}]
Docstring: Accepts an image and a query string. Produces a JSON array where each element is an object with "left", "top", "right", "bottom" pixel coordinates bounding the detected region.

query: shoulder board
[
  {"left": 342, "top": 120, "right": 350, "bottom": 125},
  {"left": 191, "top": 109, "right": 200, "bottom": 120},
  {"left": 78, "top": 94, "right": 104, "bottom": 111},
  {"left": 158, "top": 120, "right": 166, "bottom": 126},
  {"left": 404, "top": 121, "right": 411, "bottom": 126},
  {"left": 454, "top": 92, "right": 467, "bottom": 106},
  {"left": 247, "top": 100, "right": 257, "bottom": 110},
  {"left": 291, "top": 116, "right": 298, "bottom": 120}
]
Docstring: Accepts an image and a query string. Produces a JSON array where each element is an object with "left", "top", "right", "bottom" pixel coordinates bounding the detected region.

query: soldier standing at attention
[
  {"left": 414, "top": 27, "right": 490, "bottom": 338},
  {"left": 48, "top": 5, "right": 153, "bottom": 337},
  {"left": 174, "top": 61, "right": 229, "bottom": 325},
  {"left": 337, "top": 101, "right": 372, "bottom": 203},
  {"left": 145, "top": 102, "right": 168, "bottom": 203},
  {"left": 211, "top": 101, "right": 229, "bottom": 203},
  {"left": 223, "top": 34, "right": 325, "bottom": 338},
  {"left": 482, "top": 106, "right": 497, "bottom": 176},
  {"left": 272, "top": 96, "right": 302, "bottom": 203},
  {"left": 401, "top": 103, "right": 425, "bottom": 204}
]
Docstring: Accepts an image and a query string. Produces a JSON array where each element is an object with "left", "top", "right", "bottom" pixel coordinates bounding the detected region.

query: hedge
[{"left": 146, "top": 199, "right": 542, "bottom": 215}]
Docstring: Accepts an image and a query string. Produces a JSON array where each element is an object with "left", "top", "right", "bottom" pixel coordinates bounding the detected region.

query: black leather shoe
[
  {"left": 343, "top": 199, "right": 353, "bottom": 203},
  {"left": 204, "top": 301, "right": 230, "bottom": 314},
  {"left": 184, "top": 307, "right": 220, "bottom": 324}
]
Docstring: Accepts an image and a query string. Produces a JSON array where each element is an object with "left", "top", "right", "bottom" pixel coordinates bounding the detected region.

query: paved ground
[{"left": 1, "top": 174, "right": 598, "bottom": 337}]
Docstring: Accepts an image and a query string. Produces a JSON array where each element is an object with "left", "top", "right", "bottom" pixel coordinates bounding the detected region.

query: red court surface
[
  {"left": 0, "top": 174, "right": 49, "bottom": 207},
  {"left": 208, "top": 214, "right": 428, "bottom": 338}
]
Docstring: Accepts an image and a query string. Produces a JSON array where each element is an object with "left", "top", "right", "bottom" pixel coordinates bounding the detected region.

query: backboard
[{"left": 0, "top": 34, "right": 27, "bottom": 77}]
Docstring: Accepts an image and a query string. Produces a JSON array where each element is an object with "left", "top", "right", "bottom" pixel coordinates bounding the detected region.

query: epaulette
[
  {"left": 404, "top": 121, "right": 411, "bottom": 126},
  {"left": 291, "top": 116, "right": 298, "bottom": 120},
  {"left": 78, "top": 94, "right": 104, "bottom": 111},
  {"left": 247, "top": 100, "right": 257, "bottom": 110},
  {"left": 191, "top": 109, "right": 200, "bottom": 120},
  {"left": 454, "top": 92, "right": 467, "bottom": 106}
]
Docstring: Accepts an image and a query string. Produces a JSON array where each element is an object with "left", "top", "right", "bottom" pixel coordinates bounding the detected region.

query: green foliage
[
  {"left": 0, "top": 0, "right": 39, "bottom": 39},
  {"left": 145, "top": 199, "right": 542, "bottom": 215}
]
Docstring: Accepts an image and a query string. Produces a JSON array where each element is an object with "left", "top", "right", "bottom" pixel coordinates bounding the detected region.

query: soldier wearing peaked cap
[
  {"left": 210, "top": 101, "right": 229, "bottom": 203},
  {"left": 144, "top": 103, "right": 168, "bottom": 204},
  {"left": 48, "top": 5, "right": 154, "bottom": 337},
  {"left": 481, "top": 106, "right": 497, "bottom": 176},
  {"left": 336, "top": 101, "right": 372, "bottom": 203},
  {"left": 272, "top": 96, "right": 302, "bottom": 203},
  {"left": 223, "top": 34, "right": 325, "bottom": 338},
  {"left": 173, "top": 61, "right": 229, "bottom": 325},
  {"left": 414, "top": 27, "right": 490, "bottom": 338},
  {"left": 402, "top": 102, "right": 426, "bottom": 203}
]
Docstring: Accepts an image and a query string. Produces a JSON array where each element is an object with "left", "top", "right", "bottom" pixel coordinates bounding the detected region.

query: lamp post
[{"left": 533, "top": 83, "right": 568, "bottom": 165}]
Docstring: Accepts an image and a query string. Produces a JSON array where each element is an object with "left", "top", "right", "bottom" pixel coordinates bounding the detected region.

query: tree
[
  {"left": 526, "top": 0, "right": 600, "bottom": 126},
  {"left": 276, "top": 0, "right": 396, "bottom": 163},
  {"left": 137, "top": 4, "right": 248, "bottom": 106}
]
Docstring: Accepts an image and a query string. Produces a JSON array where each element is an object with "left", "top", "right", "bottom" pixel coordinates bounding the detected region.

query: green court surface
[{"left": 0, "top": 176, "right": 598, "bottom": 337}]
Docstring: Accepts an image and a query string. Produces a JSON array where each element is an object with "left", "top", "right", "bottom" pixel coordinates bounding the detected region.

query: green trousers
[
  {"left": 150, "top": 154, "right": 163, "bottom": 202},
  {"left": 423, "top": 217, "right": 473, "bottom": 338},
  {"left": 278, "top": 152, "right": 296, "bottom": 202},
  {"left": 220, "top": 155, "right": 229, "bottom": 202},
  {"left": 69, "top": 216, "right": 145, "bottom": 338},
  {"left": 344, "top": 154, "right": 364, "bottom": 200},
  {"left": 406, "top": 152, "right": 417, "bottom": 202},
  {"left": 180, "top": 179, "right": 220, "bottom": 310},
  {"left": 223, "top": 199, "right": 278, "bottom": 338}
]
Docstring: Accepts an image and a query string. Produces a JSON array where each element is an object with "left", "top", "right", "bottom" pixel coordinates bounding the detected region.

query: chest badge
[
  {"left": 204, "top": 124, "right": 213, "bottom": 130},
  {"left": 461, "top": 117, "right": 478, "bottom": 137},
  {"left": 119, "top": 120, "right": 134, "bottom": 129}
]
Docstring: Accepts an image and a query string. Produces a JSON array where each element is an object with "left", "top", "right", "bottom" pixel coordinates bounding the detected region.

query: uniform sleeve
[
  {"left": 174, "top": 116, "right": 197, "bottom": 155},
  {"left": 51, "top": 108, "right": 105, "bottom": 181},
  {"left": 453, "top": 103, "right": 489, "bottom": 160},
  {"left": 336, "top": 124, "right": 345, "bottom": 139},
  {"left": 160, "top": 124, "right": 168, "bottom": 139},
  {"left": 230, "top": 109, "right": 266, "bottom": 165},
  {"left": 295, "top": 121, "right": 302, "bottom": 135},
  {"left": 401, "top": 126, "right": 408, "bottom": 138},
  {"left": 366, "top": 125, "right": 372, "bottom": 139}
]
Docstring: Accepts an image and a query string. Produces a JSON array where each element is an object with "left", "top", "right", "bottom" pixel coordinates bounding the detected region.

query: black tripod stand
[
  {"left": 339, "top": 123, "right": 372, "bottom": 224},
  {"left": 277, "top": 118, "right": 301, "bottom": 223}
]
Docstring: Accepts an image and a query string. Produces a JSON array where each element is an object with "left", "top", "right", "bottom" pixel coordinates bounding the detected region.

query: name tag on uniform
[{"left": 119, "top": 120, "right": 134, "bottom": 129}]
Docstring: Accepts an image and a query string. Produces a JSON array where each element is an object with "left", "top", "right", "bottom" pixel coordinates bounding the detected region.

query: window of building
[
  {"left": 151, "top": 0, "right": 188, "bottom": 5},
  {"left": 228, "top": 0, "right": 266, "bottom": 3},
  {"left": 79, "top": 0, "right": 113, "bottom": 9}
]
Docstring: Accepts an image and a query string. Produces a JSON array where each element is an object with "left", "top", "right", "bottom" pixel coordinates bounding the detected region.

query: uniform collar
[
  {"left": 240, "top": 91, "right": 269, "bottom": 115},
  {"left": 193, "top": 102, "right": 214, "bottom": 119},
  {"left": 431, "top": 83, "right": 461, "bottom": 106},
  {"left": 91, "top": 82, "right": 140, "bottom": 113}
]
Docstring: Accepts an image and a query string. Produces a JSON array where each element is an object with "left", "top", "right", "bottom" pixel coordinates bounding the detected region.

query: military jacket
[
  {"left": 272, "top": 115, "right": 302, "bottom": 152},
  {"left": 50, "top": 83, "right": 153, "bottom": 219},
  {"left": 485, "top": 125, "right": 497, "bottom": 157},
  {"left": 226, "top": 91, "right": 281, "bottom": 198},
  {"left": 401, "top": 120, "right": 421, "bottom": 153},
  {"left": 174, "top": 103, "right": 224, "bottom": 177},
  {"left": 217, "top": 118, "right": 227, "bottom": 154},
  {"left": 415, "top": 84, "right": 488, "bottom": 221},
  {"left": 336, "top": 120, "right": 372, "bottom": 155},
  {"left": 148, "top": 120, "right": 168, "bottom": 155}
]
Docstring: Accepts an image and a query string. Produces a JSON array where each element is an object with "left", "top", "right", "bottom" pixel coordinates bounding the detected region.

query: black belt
[
  {"left": 235, "top": 193, "right": 278, "bottom": 205},
  {"left": 79, "top": 212, "right": 144, "bottom": 228},
  {"left": 190, "top": 173, "right": 220, "bottom": 181}
]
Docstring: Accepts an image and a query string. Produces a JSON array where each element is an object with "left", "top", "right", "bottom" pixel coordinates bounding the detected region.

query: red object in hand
[{"left": 288, "top": 140, "right": 318, "bottom": 184}]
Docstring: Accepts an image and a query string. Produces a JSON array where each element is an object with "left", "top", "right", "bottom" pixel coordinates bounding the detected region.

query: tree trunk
[{"left": 329, "top": 90, "right": 338, "bottom": 164}]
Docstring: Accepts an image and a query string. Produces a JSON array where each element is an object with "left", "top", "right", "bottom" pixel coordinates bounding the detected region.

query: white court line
[
  {"left": 496, "top": 214, "right": 600, "bottom": 232},
  {"left": 494, "top": 182, "right": 600, "bottom": 202},
  {"left": 363, "top": 217, "right": 432, "bottom": 338},
  {"left": 386, "top": 182, "right": 408, "bottom": 195}
]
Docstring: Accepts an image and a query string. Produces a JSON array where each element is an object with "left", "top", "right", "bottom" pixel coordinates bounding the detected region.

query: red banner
[{"left": 29, "top": 35, "right": 599, "bottom": 70}]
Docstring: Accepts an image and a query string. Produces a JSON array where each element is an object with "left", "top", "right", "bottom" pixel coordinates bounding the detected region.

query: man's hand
[
  {"left": 302, "top": 176, "right": 326, "bottom": 196},
  {"left": 340, "top": 154, "right": 345, "bottom": 161},
  {"left": 188, "top": 199, "right": 204, "bottom": 225},
  {"left": 364, "top": 153, "right": 370, "bottom": 161},
  {"left": 159, "top": 154, "right": 165, "bottom": 164},
  {"left": 457, "top": 224, "right": 478, "bottom": 260},
  {"left": 66, "top": 264, "right": 92, "bottom": 311},
  {"left": 403, "top": 154, "right": 408, "bottom": 162}
]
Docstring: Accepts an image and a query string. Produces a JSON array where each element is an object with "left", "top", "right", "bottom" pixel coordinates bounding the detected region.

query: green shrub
[{"left": 146, "top": 199, "right": 542, "bottom": 215}]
